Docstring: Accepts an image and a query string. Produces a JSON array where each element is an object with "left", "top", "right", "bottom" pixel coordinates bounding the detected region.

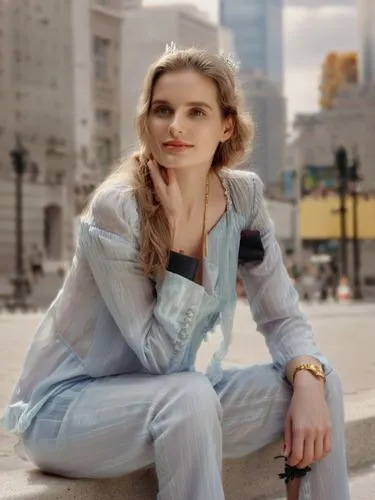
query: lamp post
[
  {"left": 350, "top": 150, "right": 362, "bottom": 300},
  {"left": 9, "top": 135, "right": 30, "bottom": 310},
  {"left": 334, "top": 146, "right": 349, "bottom": 277}
]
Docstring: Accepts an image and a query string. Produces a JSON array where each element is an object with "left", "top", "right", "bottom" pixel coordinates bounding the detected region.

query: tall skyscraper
[
  {"left": 219, "top": 0, "right": 285, "bottom": 188},
  {"left": 357, "top": 0, "right": 375, "bottom": 85},
  {"left": 219, "top": 0, "right": 284, "bottom": 90},
  {"left": 243, "top": 73, "right": 286, "bottom": 188}
]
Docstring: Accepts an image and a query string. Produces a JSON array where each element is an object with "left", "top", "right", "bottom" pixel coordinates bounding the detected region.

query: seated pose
[{"left": 1, "top": 46, "right": 349, "bottom": 500}]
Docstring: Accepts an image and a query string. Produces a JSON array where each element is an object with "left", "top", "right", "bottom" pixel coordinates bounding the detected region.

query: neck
[{"left": 174, "top": 166, "right": 210, "bottom": 217}]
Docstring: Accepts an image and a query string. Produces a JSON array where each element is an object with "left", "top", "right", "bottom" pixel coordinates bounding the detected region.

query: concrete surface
[
  {"left": 1, "top": 404, "right": 375, "bottom": 500},
  {"left": 346, "top": 464, "right": 375, "bottom": 500},
  {"left": 0, "top": 302, "right": 375, "bottom": 498}
]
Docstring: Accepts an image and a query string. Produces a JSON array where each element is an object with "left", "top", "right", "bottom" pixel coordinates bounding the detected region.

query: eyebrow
[{"left": 151, "top": 99, "right": 213, "bottom": 111}]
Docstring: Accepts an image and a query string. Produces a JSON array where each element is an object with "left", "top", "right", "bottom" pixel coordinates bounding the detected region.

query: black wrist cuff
[{"left": 167, "top": 251, "right": 199, "bottom": 281}]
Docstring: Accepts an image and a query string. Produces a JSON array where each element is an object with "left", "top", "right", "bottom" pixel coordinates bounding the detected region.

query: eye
[
  {"left": 190, "top": 108, "right": 206, "bottom": 117},
  {"left": 153, "top": 105, "right": 172, "bottom": 117}
]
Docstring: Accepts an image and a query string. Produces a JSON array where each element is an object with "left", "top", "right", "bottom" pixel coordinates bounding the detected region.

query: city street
[{"left": 1, "top": 300, "right": 375, "bottom": 476}]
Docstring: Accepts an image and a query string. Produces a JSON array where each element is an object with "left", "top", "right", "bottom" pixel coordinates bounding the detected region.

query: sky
[{"left": 144, "top": 0, "right": 359, "bottom": 124}]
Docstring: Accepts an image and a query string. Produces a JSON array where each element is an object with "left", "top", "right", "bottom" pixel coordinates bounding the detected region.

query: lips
[{"left": 163, "top": 140, "right": 193, "bottom": 148}]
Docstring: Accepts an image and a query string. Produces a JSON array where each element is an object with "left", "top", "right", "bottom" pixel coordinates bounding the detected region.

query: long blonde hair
[{"left": 87, "top": 48, "right": 254, "bottom": 278}]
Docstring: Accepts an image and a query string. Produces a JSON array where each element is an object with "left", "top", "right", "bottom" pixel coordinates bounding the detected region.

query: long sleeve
[
  {"left": 238, "top": 173, "right": 329, "bottom": 372},
  {"left": 80, "top": 185, "right": 206, "bottom": 375}
]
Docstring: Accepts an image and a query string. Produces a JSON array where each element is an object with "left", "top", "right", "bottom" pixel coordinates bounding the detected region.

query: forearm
[{"left": 84, "top": 224, "right": 205, "bottom": 374}]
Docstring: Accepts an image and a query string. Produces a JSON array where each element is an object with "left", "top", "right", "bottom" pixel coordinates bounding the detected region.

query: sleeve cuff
[{"left": 167, "top": 251, "right": 199, "bottom": 282}]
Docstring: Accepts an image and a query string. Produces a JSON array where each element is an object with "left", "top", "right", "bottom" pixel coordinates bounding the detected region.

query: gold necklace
[{"left": 203, "top": 173, "right": 210, "bottom": 258}]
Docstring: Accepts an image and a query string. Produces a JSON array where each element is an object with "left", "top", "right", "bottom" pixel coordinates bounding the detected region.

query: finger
[
  {"left": 148, "top": 160, "right": 165, "bottom": 189},
  {"left": 167, "top": 168, "right": 177, "bottom": 186},
  {"left": 314, "top": 435, "right": 325, "bottom": 463},
  {"left": 283, "top": 416, "right": 292, "bottom": 458},
  {"left": 297, "top": 434, "right": 314, "bottom": 469},
  {"left": 323, "top": 430, "right": 332, "bottom": 456},
  {"left": 288, "top": 427, "right": 304, "bottom": 467},
  {"left": 160, "top": 166, "right": 169, "bottom": 185}
]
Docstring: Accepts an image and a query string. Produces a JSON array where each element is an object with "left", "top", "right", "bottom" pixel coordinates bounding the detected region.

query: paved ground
[
  {"left": 348, "top": 464, "right": 375, "bottom": 499},
  {"left": 1, "top": 301, "right": 375, "bottom": 478}
]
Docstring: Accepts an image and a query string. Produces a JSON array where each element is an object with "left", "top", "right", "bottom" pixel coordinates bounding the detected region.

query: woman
[{"left": 1, "top": 47, "right": 349, "bottom": 500}]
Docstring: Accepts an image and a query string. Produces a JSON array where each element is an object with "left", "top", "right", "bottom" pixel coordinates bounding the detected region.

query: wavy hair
[{"left": 86, "top": 48, "right": 254, "bottom": 278}]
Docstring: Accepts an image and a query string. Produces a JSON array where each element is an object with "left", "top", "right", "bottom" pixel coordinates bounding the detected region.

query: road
[{"left": 1, "top": 301, "right": 375, "bottom": 475}]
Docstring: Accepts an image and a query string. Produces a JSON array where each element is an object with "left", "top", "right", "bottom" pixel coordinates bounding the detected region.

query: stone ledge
[{"left": 1, "top": 395, "right": 375, "bottom": 500}]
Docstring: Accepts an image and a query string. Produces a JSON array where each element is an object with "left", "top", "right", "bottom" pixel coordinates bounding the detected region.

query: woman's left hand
[{"left": 284, "top": 373, "right": 332, "bottom": 469}]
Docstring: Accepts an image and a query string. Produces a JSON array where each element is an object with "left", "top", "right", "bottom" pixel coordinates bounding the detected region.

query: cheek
[
  {"left": 148, "top": 117, "right": 168, "bottom": 137},
  {"left": 196, "top": 124, "right": 222, "bottom": 147}
]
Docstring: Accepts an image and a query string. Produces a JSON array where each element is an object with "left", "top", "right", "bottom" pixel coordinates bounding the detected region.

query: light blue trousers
[{"left": 21, "top": 364, "right": 350, "bottom": 500}]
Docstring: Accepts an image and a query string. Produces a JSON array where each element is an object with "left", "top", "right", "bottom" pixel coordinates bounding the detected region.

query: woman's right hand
[{"left": 147, "top": 159, "right": 183, "bottom": 235}]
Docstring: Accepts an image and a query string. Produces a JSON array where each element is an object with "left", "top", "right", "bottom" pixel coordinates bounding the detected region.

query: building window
[
  {"left": 95, "top": 108, "right": 112, "bottom": 126},
  {"left": 96, "top": 137, "right": 112, "bottom": 172},
  {"left": 93, "top": 35, "right": 110, "bottom": 82}
]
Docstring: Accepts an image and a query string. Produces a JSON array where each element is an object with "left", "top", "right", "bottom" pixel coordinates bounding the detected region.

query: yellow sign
[{"left": 300, "top": 196, "right": 375, "bottom": 239}]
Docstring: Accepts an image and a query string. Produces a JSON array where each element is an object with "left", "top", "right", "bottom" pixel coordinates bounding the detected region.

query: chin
[{"left": 157, "top": 153, "right": 195, "bottom": 169}]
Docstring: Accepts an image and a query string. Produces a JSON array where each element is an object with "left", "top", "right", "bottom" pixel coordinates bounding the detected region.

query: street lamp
[
  {"left": 334, "top": 146, "right": 349, "bottom": 277},
  {"left": 350, "top": 148, "right": 362, "bottom": 300},
  {"left": 9, "top": 135, "right": 30, "bottom": 310}
]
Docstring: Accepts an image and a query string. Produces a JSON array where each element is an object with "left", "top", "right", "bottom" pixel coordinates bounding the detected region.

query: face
[{"left": 146, "top": 70, "right": 233, "bottom": 170}]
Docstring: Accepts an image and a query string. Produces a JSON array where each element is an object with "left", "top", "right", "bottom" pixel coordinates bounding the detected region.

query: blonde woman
[{"left": 1, "top": 47, "right": 349, "bottom": 500}]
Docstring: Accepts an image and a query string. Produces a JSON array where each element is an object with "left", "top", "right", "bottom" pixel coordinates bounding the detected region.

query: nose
[{"left": 169, "top": 111, "right": 185, "bottom": 137}]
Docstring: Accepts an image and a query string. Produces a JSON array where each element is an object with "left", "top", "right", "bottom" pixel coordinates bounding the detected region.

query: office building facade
[
  {"left": 357, "top": 0, "right": 375, "bottom": 85},
  {"left": 219, "top": 0, "right": 284, "bottom": 90}
]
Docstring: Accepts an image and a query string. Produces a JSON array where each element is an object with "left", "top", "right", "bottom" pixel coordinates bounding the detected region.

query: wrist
[
  {"left": 286, "top": 356, "right": 324, "bottom": 385},
  {"left": 293, "top": 370, "right": 325, "bottom": 390},
  {"left": 168, "top": 217, "right": 180, "bottom": 245}
]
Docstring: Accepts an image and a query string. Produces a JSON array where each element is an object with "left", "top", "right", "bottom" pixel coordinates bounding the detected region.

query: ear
[{"left": 220, "top": 115, "right": 235, "bottom": 143}]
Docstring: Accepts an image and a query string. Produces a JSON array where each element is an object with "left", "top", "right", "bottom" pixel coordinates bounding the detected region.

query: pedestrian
[
  {"left": 28, "top": 243, "right": 44, "bottom": 284},
  {"left": 298, "top": 265, "right": 317, "bottom": 302},
  {"left": 318, "top": 264, "right": 330, "bottom": 303},
  {"left": 329, "top": 258, "right": 340, "bottom": 301},
  {"left": 1, "top": 46, "right": 349, "bottom": 500}
]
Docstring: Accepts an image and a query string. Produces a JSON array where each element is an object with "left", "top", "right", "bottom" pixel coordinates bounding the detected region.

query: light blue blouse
[{"left": 1, "top": 169, "right": 328, "bottom": 436}]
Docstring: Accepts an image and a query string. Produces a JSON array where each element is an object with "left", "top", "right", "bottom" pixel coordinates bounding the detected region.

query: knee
[{"left": 163, "top": 372, "right": 222, "bottom": 423}]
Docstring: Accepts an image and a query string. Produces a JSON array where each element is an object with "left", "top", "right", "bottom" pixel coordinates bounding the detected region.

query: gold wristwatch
[{"left": 293, "top": 363, "right": 326, "bottom": 383}]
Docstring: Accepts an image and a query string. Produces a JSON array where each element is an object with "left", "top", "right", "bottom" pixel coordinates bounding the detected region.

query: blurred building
[
  {"left": 241, "top": 73, "right": 286, "bottom": 188},
  {"left": 292, "top": 86, "right": 375, "bottom": 288},
  {"left": 120, "top": 4, "right": 220, "bottom": 153},
  {"left": 218, "top": 26, "right": 236, "bottom": 57},
  {"left": 288, "top": 1, "right": 375, "bottom": 290},
  {"left": 319, "top": 52, "right": 358, "bottom": 109},
  {"left": 266, "top": 199, "right": 294, "bottom": 252},
  {"left": 357, "top": 0, "right": 375, "bottom": 85},
  {"left": 299, "top": 194, "right": 375, "bottom": 288},
  {"left": 219, "top": 0, "right": 285, "bottom": 189},
  {"left": 219, "top": 0, "right": 284, "bottom": 90},
  {"left": 294, "top": 83, "right": 375, "bottom": 193},
  {"left": 0, "top": 0, "right": 140, "bottom": 275}
]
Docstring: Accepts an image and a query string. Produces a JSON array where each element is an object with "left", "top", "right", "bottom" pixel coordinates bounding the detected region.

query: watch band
[{"left": 292, "top": 363, "right": 326, "bottom": 383}]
